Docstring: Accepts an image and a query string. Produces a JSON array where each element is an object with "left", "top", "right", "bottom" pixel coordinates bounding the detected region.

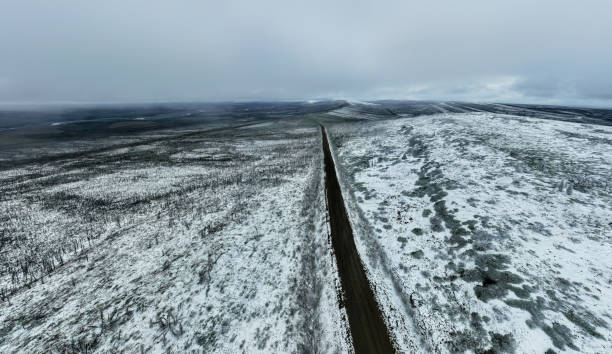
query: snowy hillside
[
  {"left": 327, "top": 112, "right": 612, "bottom": 353},
  {"left": 1, "top": 101, "right": 611, "bottom": 353},
  {"left": 0, "top": 121, "right": 350, "bottom": 352}
]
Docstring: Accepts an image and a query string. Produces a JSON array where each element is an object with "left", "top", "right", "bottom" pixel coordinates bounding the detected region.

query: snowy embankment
[
  {"left": 327, "top": 113, "right": 612, "bottom": 353},
  {"left": 0, "top": 123, "right": 350, "bottom": 353}
]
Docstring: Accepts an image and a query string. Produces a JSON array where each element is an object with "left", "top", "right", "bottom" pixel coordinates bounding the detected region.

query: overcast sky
[{"left": 1, "top": 1, "right": 611, "bottom": 106}]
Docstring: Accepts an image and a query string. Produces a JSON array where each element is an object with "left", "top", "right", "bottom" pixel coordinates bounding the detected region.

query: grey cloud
[{"left": 1, "top": 0, "right": 611, "bottom": 106}]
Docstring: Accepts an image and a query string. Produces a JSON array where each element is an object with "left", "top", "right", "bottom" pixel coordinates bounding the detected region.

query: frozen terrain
[
  {"left": 0, "top": 119, "right": 350, "bottom": 352},
  {"left": 1, "top": 101, "right": 611, "bottom": 353},
  {"left": 326, "top": 111, "right": 612, "bottom": 353}
]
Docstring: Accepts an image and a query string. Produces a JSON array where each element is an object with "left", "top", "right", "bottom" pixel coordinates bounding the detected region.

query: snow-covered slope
[
  {"left": 328, "top": 113, "right": 612, "bottom": 353},
  {"left": 0, "top": 122, "right": 350, "bottom": 353},
  {"left": 2, "top": 103, "right": 611, "bottom": 353}
]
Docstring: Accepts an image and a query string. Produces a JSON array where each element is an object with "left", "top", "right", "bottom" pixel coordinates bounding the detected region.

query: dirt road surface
[{"left": 320, "top": 125, "right": 395, "bottom": 354}]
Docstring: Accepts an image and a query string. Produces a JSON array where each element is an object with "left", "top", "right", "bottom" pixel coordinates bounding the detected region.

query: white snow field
[
  {"left": 0, "top": 122, "right": 350, "bottom": 353},
  {"left": 1, "top": 101, "right": 611, "bottom": 353},
  {"left": 326, "top": 112, "right": 612, "bottom": 353}
]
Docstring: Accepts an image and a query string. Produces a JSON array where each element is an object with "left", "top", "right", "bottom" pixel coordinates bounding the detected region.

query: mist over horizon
[{"left": 2, "top": 1, "right": 612, "bottom": 107}]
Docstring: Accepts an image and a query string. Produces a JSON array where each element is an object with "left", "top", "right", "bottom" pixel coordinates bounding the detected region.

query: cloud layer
[{"left": 1, "top": 1, "right": 611, "bottom": 106}]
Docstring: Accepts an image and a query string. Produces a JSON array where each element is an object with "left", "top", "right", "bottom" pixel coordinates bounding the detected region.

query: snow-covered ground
[
  {"left": 327, "top": 113, "right": 612, "bottom": 353},
  {"left": 2, "top": 104, "right": 611, "bottom": 353},
  {"left": 0, "top": 122, "right": 350, "bottom": 352}
]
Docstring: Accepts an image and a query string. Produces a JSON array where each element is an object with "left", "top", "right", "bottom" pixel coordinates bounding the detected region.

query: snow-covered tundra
[
  {"left": 326, "top": 111, "right": 612, "bottom": 353},
  {"left": 1, "top": 101, "right": 611, "bottom": 353}
]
